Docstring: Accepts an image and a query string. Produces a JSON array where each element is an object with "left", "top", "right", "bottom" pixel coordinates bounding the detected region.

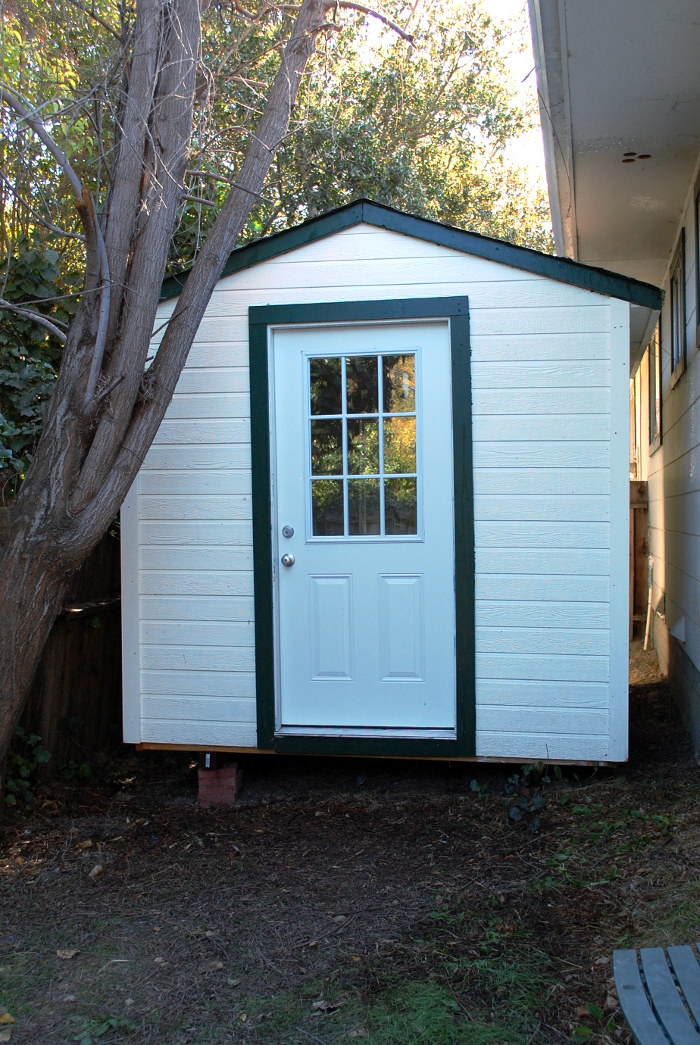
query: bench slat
[
  {"left": 667, "top": 947, "right": 700, "bottom": 1027},
  {"left": 613, "top": 950, "right": 669, "bottom": 1045},
  {"left": 641, "top": 948, "right": 700, "bottom": 1045}
]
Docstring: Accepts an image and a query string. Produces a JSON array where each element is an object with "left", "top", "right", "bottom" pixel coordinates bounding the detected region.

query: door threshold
[{"left": 276, "top": 726, "right": 457, "bottom": 741}]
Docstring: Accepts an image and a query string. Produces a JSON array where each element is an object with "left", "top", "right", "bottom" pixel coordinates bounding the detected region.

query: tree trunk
[{"left": 0, "top": 0, "right": 334, "bottom": 761}]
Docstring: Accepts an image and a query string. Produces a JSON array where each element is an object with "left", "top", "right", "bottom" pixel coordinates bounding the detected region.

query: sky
[{"left": 480, "top": 0, "right": 548, "bottom": 180}]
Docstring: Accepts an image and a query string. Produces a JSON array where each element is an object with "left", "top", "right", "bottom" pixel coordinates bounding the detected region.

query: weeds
[{"left": 3, "top": 727, "right": 51, "bottom": 805}]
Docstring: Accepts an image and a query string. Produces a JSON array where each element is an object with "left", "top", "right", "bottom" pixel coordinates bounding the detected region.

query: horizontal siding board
[
  {"left": 140, "top": 546, "right": 253, "bottom": 570},
  {"left": 140, "top": 570, "right": 254, "bottom": 596},
  {"left": 144, "top": 445, "right": 251, "bottom": 470},
  {"left": 475, "top": 522, "right": 610, "bottom": 549},
  {"left": 471, "top": 362, "right": 610, "bottom": 389},
  {"left": 140, "top": 719, "right": 257, "bottom": 746},
  {"left": 139, "top": 471, "right": 251, "bottom": 496},
  {"left": 208, "top": 270, "right": 596, "bottom": 308},
  {"left": 473, "top": 442, "right": 610, "bottom": 468},
  {"left": 139, "top": 495, "right": 252, "bottom": 521},
  {"left": 141, "top": 621, "right": 255, "bottom": 645},
  {"left": 471, "top": 388, "right": 609, "bottom": 415},
  {"left": 141, "top": 669, "right": 256, "bottom": 697},
  {"left": 476, "top": 653, "right": 609, "bottom": 682},
  {"left": 186, "top": 342, "right": 249, "bottom": 367},
  {"left": 164, "top": 393, "right": 249, "bottom": 420},
  {"left": 476, "top": 549, "right": 609, "bottom": 574},
  {"left": 469, "top": 332, "right": 610, "bottom": 362},
  {"left": 176, "top": 367, "right": 249, "bottom": 393},
  {"left": 473, "top": 469, "right": 610, "bottom": 496},
  {"left": 474, "top": 495, "right": 609, "bottom": 522},
  {"left": 477, "top": 706, "right": 608, "bottom": 734},
  {"left": 473, "top": 416, "right": 610, "bottom": 441},
  {"left": 141, "top": 645, "right": 254, "bottom": 672},
  {"left": 475, "top": 732, "right": 609, "bottom": 760},
  {"left": 470, "top": 307, "right": 610, "bottom": 336},
  {"left": 139, "top": 521, "right": 253, "bottom": 546},
  {"left": 142, "top": 697, "right": 256, "bottom": 722},
  {"left": 154, "top": 419, "right": 250, "bottom": 444},
  {"left": 476, "top": 627, "right": 608, "bottom": 656},
  {"left": 140, "top": 595, "right": 255, "bottom": 620},
  {"left": 476, "top": 575, "right": 609, "bottom": 601},
  {"left": 476, "top": 601, "right": 608, "bottom": 629},
  {"left": 476, "top": 679, "right": 609, "bottom": 707}
]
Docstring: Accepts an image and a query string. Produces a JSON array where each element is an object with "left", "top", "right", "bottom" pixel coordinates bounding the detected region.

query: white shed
[{"left": 121, "top": 200, "right": 662, "bottom": 764}]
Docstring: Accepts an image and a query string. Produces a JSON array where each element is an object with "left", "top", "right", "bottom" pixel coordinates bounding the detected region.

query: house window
[
  {"left": 649, "top": 321, "right": 661, "bottom": 451},
  {"left": 670, "top": 230, "right": 686, "bottom": 382}
]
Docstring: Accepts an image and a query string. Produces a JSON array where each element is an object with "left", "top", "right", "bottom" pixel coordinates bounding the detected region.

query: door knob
[{"left": 281, "top": 553, "right": 295, "bottom": 567}]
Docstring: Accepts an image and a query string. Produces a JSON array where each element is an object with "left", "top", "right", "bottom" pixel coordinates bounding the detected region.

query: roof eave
[
  {"left": 528, "top": 0, "right": 577, "bottom": 259},
  {"left": 159, "top": 198, "right": 662, "bottom": 310}
]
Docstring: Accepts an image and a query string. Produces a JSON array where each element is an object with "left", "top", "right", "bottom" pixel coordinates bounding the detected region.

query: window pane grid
[{"left": 309, "top": 353, "right": 418, "bottom": 537}]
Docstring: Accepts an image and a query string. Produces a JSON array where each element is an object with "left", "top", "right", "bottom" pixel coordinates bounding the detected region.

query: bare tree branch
[
  {"left": 0, "top": 83, "right": 112, "bottom": 409},
  {"left": 0, "top": 298, "right": 68, "bottom": 343},
  {"left": 0, "top": 84, "right": 84, "bottom": 200},
  {"left": 336, "top": 2, "right": 414, "bottom": 42}
]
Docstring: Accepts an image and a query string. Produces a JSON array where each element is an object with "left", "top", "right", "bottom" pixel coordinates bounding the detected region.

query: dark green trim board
[
  {"left": 249, "top": 297, "right": 475, "bottom": 759},
  {"left": 163, "top": 198, "right": 663, "bottom": 309}
]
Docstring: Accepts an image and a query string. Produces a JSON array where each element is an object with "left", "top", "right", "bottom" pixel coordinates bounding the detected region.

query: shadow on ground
[{"left": 1, "top": 644, "right": 698, "bottom": 1045}]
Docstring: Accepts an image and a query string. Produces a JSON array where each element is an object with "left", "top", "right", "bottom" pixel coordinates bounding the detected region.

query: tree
[
  {"left": 0, "top": 0, "right": 416, "bottom": 757},
  {"left": 166, "top": 0, "right": 552, "bottom": 265}
]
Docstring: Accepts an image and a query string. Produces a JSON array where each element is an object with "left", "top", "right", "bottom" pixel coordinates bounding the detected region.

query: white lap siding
[{"left": 123, "top": 223, "right": 628, "bottom": 760}]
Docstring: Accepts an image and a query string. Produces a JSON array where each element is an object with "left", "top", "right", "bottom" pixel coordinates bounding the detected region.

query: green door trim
[{"left": 249, "top": 297, "right": 475, "bottom": 758}]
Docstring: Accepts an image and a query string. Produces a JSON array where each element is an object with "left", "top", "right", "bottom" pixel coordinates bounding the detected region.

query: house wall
[
  {"left": 122, "top": 223, "right": 629, "bottom": 761},
  {"left": 635, "top": 152, "right": 700, "bottom": 747}
]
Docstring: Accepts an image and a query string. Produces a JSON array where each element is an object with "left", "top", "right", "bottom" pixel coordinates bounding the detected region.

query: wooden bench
[{"left": 614, "top": 947, "right": 700, "bottom": 1045}]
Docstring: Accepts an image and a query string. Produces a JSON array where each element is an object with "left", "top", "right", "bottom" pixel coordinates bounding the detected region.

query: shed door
[{"left": 271, "top": 321, "right": 456, "bottom": 737}]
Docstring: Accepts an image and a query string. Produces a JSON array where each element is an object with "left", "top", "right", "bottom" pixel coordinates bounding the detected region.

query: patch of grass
[{"left": 246, "top": 977, "right": 530, "bottom": 1045}]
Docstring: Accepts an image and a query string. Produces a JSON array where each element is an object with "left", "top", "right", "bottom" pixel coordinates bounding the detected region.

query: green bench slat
[
  {"left": 640, "top": 948, "right": 700, "bottom": 1045},
  {"left": 614, "top": 950, "right": 669, "bottom": 1045},
  {"left": 668, "top": 947, "right": 700, "bottom": 1027}
]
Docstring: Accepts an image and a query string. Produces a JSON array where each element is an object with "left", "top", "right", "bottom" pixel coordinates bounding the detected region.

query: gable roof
[{"left": 160, "top": 198, "right": 663, "bottom": 310}]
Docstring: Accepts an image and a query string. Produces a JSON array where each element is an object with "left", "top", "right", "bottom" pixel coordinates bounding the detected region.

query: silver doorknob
[{"left": 281, "top": 553, "right": 295, "bottom": 567}]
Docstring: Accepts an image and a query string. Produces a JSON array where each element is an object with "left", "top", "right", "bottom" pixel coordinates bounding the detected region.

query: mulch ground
[{"left": 2, "top": 647, "right": 700, "bottom": 1045}]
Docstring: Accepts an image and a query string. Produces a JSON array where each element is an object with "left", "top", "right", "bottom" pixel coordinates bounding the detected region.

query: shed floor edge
[{"left": 134, "top": 742, "right": 619, "bottom": 767}]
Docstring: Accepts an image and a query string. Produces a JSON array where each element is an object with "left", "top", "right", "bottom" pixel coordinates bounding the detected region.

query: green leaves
[
  {"left": 3, "top": 726, "right": 52, "bottom": 805},
  {"left": 0, "top": 235, "right": 71, "bottom": 491}
]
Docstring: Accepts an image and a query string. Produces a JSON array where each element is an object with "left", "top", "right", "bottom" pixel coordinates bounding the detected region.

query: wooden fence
[{"left": 20, "top": 525, "right": 123, "bottom": 772}]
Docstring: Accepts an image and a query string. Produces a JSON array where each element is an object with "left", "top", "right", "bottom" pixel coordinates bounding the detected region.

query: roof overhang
[{"left": 529, "top": 0, "right": 700, "bottom": 291}]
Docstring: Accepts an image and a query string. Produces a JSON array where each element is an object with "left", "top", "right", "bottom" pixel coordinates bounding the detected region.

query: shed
[{"left": 121, "top": 200, "right": 662, "bottom": 764}]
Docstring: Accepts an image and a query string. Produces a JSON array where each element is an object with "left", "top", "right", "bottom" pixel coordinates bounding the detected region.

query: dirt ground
[{"left": 2, "top": 641, "right": 699, "bottom": 1045}]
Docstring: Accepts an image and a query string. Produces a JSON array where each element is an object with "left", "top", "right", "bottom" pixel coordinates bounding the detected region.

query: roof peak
[{"left": 160, "top": 198, "right": 663, "bottom": 310}]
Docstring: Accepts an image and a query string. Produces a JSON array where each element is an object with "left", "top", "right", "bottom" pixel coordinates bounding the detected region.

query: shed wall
[{"left": 122, "top": 223, "right": 628, "bottom": 760}]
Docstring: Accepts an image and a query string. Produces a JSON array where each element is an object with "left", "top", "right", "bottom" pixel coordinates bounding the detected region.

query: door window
[{"left": 309, "top": 353, "right": 418, "bottom": 538}]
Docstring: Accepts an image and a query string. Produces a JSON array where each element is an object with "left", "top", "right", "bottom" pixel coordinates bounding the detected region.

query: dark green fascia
[
  {"left": 162, "top": 198, "right": 663, "bottom": 310},
  {"left": 249, "top": 296, "right": 475, "bottom": 760}
]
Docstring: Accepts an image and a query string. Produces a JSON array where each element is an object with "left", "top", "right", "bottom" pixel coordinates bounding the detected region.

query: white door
[{"left": 271, "top": 320, "right": 456, "bottom": 738}]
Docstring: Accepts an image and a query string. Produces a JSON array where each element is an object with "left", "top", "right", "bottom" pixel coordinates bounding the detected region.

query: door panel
[
  {"left": 310, "top": 575, "right": 353, "bottom": 680},
  {"left": 379, "top": 575, "right": 424, "bottom": 681},
  {"left": 272, "top": 321, "right": 456, "bottom": 736}
]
